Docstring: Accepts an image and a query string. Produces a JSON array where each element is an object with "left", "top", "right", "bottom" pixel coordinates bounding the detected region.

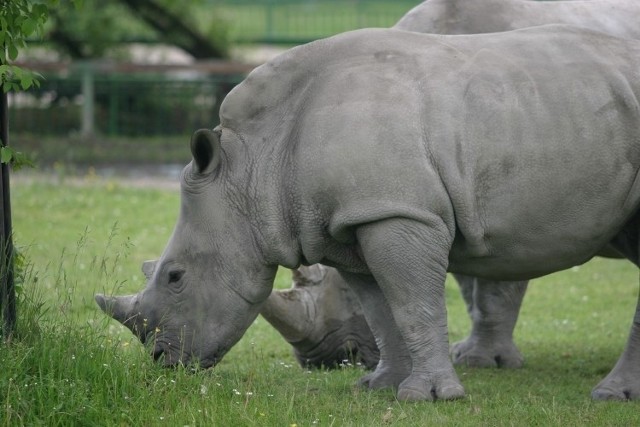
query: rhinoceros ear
[
  {"left": 190, "top": 128, "right": 222, "bottom": 175},
  {"left": 141, "top": 260, "right": 157, "bottom": 280}
]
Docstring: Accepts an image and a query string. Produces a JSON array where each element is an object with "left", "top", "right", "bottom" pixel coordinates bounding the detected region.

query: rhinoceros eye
[{"left": 168, "top": 270, "right": 185, "bottom": 284}]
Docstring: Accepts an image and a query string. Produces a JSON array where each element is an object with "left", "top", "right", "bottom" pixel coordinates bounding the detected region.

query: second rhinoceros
[
  {"left": 262, "top": 264, "right": 379, "bottom": 369},
  {"left": 96, "top": 26, "right": 640, "bottom": 401},
  {"left": 396, "top": 0, "right": 640, "bottom": 38}
]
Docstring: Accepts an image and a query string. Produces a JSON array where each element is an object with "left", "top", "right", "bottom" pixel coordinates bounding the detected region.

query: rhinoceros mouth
[
  {"left": 150, "top": 338, "right": 224, "bottom": 369},
  {"left": 152, "top": 347, "right": 166, "bottom": 362},
  {"left": 151, "top": 342, "right": 182, "bottom": 366}
]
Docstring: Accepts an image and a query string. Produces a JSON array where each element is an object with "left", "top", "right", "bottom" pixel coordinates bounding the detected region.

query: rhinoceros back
[{"left": 218, "top": 26, "right": 640, "bottom": 279}]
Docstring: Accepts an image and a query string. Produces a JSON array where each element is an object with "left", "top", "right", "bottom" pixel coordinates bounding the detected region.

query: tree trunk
[{"left": 0, "top": 91, "right": 15, "bottom": 340}]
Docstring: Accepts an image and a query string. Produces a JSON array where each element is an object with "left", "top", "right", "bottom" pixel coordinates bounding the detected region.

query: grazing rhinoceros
[
  {"left": 96, "top": 25, "right": 640, "bottom": 401},
  {"left": 263, "top": 0, "right": 640, "bottom": 374}
]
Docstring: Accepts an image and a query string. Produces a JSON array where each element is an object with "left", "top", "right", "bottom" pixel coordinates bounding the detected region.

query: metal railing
[
  {"left": 9, "top": 61, "right": 254, "bottom": 137},
  {"left": 208, "top": 0, "right": 418, "bottom": 44}
]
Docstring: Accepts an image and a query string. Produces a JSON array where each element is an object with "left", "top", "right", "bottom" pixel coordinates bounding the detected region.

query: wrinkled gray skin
[
  {"left": 261, "top": 264, "right": 379, "bottom": 369},
  {"left": 393, "top": 0, "right": 640, "bottom": 370},
  {"left": 96, "top": 26, "right": 640, "bottom": 401}
]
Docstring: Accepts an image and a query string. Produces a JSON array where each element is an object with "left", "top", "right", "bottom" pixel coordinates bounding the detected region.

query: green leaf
[
  {"left": 1, "top": 147, "right": 13, "bottom": 164},
  {"left": 11, "top": 150, "right": 34, "bottom": 170},
  {"left": 33, "top": 4, "right": 50, "bottom": 18},
  {"left": 20, "top": 18, "right": 36, "bottom": 37},
  {"left": 20, "top": 74, "right": 33, "bottom": 90},
  {"left": 8, "top": 44, "right": 18, "bottom": 61}
]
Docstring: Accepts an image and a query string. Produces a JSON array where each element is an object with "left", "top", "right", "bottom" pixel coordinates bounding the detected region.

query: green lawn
[{"left": 2, "top": 174, "right": 640, "bottom": 426}]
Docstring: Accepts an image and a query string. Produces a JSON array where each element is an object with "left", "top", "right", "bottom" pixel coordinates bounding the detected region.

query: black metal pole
[{"left": 0, "top": 91, "right": 15, "bottom": 339}]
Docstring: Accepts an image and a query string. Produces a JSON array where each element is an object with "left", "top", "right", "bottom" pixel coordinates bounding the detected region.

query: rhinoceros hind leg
[
  {"left": 590, "top": 274, "right": 640, "bottom": 400},
  {"left": 338, "top": 271, "right": 411, "bottom": 390},
  {"left": 591, "top": 222, "right": 640, "bottom": 400},
  {"left": 591, "top": 371, "right": 640, "bottom": 401},
  {"left": 451, "top": 275, "right": 526, "bottom": 369},
  {"left": 451, "top": 335, "right": 524, "bottom": 369}
]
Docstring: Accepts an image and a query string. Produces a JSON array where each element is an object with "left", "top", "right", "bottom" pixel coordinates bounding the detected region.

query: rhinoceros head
[
  {"left": 95, "top": 128, "right": 277, "bottom": 368},
  {"left": 261, "top": 264, "right": 380, "bottom": 369}
]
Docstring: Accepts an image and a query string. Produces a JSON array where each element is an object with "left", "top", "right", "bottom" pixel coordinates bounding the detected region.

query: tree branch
[{"left": 117, "top": 0, "right": 226, "bottom": 59}]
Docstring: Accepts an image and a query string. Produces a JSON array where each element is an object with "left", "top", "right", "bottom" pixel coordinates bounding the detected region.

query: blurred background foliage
[
  {"left": 45, "top": 0, "right": 228, "bottom": 59},
  {"left": 12, "top": 0, "right": 416, "bottom": 167}
]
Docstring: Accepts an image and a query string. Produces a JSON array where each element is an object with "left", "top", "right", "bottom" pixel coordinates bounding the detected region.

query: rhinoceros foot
[
  {"left": 357, "top": 360, "right": 410, "bottom": 390},
  {"left": 591, "top": 372, "right": 640, "bottom": 401},
  {"left": 396, "top": 372, "right": 465, "bottom": 401},
  {"left": 451, "top": 335, "right": 524, "bottom": 369}
]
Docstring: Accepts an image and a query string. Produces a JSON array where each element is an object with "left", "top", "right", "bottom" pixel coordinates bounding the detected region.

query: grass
[{"left": 2, "top": 174, "right": 640, "bottom": 425}]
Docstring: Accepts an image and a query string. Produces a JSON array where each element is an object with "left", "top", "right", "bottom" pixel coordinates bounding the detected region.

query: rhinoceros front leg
[
  {"left": 451, "top": 275, "right": 526, "bottom": 368},
  {"left": 356, "top": 217, "right": 464, "bottom": 401},
  {"left": 337, "top": 271, "right": 411, "bottom": 389}
]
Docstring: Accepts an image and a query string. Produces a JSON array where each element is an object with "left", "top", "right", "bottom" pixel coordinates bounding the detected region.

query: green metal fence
[
  {"left": 9, "top": 62, "right": 250, "bottom": 137},
  {"left": 209, "top": 0, "right": 418, "bottom": 44}
]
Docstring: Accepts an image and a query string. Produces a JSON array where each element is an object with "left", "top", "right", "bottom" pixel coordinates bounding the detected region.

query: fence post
[
  {"left": 356, "top": 0, "right": 365, "bottom": 28},
  {"left": 80, "top": 61, "right": 95, "bottom": 137},
  {"left": 0, "top": 91, "right": 15, "bottom": 340},
  {"left": 266, "top": 0, "right": 274, "bottom": 41},
  {"left": 108, "top": 79, "right": 119, "bottom": 136}
]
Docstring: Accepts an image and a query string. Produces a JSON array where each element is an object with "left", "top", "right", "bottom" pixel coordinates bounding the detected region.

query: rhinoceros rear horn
[{"left": 190, "top": 128, "right": 222, "bottom": 175}]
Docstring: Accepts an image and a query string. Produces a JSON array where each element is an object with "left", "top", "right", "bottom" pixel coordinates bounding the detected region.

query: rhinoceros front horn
[
  {"left": 261, "top": 290, "right": 314, "bottom": 343},
  {"left": 95, "top": 294, "right": 136, "bottom": 326}
]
